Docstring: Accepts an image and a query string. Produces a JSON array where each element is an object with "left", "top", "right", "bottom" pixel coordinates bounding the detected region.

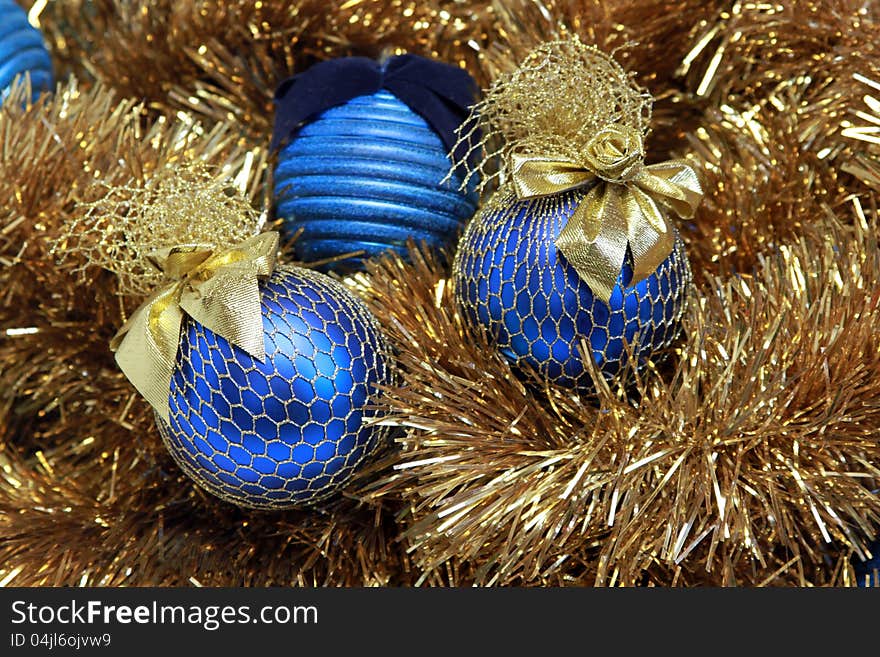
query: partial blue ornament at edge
[
  {"left": 0, "top": 0, "right": 54, "bottom": 102},
  {"left": 853, "top": 540, "right": 880, "bottom": 587},
  {"left": 274, "top": 90, "right": 478, "bottom": 272},
  {"left": 453, "top": 190, "right": 692, "bottom": 388}
]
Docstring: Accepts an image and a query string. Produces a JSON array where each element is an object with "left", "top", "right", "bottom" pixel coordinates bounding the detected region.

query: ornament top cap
[{"left": 271, "top": 54, "right": 480, "bottom": 165}]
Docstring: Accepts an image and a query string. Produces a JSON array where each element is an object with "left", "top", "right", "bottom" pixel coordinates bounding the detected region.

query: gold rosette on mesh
[
  {"left": 111, "top": 232, "right": 279, "bottom": 420},
  {"left": 511, "top": 126, "right": 702, "bottom": 301},
  {"left": 451, "top": 38, "right": 704, "bottom": 301}
]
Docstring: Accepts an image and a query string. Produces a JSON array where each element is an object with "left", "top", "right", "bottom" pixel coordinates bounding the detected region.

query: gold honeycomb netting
[
  {"left": 451, "top": 38, "right": 652, "bottom": 197},
  {"left": 57, "top": 161, "right": 262, "bottom": 298}
]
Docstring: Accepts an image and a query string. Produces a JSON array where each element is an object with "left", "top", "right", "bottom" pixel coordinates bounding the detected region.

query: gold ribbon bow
[
  {"left": 511, "top": 125, "right": 703, "bottom": 302},
  {"left": 110, "top": 231, "right": 280, "bottom": 420}
]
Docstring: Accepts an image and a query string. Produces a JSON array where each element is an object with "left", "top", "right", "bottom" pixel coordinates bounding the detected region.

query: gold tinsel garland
[
  {"left": 1, "top": 0, "right": 879, "bottom": 586},
  {"left": 354, "top": 203, "right": 880, "bottom": 586}
]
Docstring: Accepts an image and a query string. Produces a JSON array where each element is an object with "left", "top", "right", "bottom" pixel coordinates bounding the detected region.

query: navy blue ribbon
[{"left": 271, "top": 55, "right": 479, "bottom": 165}]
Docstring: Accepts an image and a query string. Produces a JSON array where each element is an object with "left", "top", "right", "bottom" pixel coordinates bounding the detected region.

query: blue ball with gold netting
[
  {"left": 453, "top": 191, "right": 691, "bottom": 388},
  {"left": 158, "top": 267, "right": 393, "bottom": 509},
  {"left": 448, "top": 41, "right": 701, "bottom": 390}
]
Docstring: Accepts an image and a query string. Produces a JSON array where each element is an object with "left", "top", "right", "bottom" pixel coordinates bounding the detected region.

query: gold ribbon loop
[
  {"left": 510, "top": 126, "right": 702, "bottom": 303},
  {"left": 110, "top": 231, "right": 280, "bottom": 420},
  {"left": 512, "top": 156, "right": 594, "bottom": 199}
]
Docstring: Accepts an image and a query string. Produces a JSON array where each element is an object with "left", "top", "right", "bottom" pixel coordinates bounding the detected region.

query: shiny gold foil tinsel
[
  {"left": 33, "top": 1, "right": 725, "bottom": 135},
  {"left": 359, "top": 202, "right": 880, "bottom": 586},
  {"left": 35, "top": 0, "right": 498, "bottom": 136},
  {"left": 4, "top": 0, "right": 880, "bottom": 586},
  {"left": 677, "top": 0, "right": 880, "bottom": 191}
]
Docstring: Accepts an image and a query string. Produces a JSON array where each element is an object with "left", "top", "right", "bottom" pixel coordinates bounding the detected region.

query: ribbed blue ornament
[
  {"left": 0, "top": 0, "right": 53, "bottom": 100},
  {"left": 274, "top": 90, "right": 478, "bottom": 270},
  {"left": 453, "top": 190, "right": 691, "bottom": 388},
  {"left": 157, "top": 266, "right": 393, "bottom": 509}
]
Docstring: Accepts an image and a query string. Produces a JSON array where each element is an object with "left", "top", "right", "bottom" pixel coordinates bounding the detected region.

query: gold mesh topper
[
  {"left": 450, "top": 37, "right": 653, "bottom": 198},
  {"left": 56, "top": 161, "right": 260, "bottom": 297}
]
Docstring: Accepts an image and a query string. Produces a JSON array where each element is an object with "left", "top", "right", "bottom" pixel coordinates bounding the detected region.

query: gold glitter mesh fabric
[
  {"left": 451, "top": 37, "right": 652, "bottom": 197},
  {"left": 157, "top": 265, "right": 394, "bottom": 510},
  {"left": 57, "top": 161, "right": 261, "bottom": 297}
]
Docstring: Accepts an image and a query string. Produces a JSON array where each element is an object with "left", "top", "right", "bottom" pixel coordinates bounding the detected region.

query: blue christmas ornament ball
[
  {"left": 0, "top": 0, "right": 54, "bottom": 100},
  {"left": 853, "top": 539, "right": 880, "bottom": 587},
  {"left": 453, "top": 190, "right": 692, "bottom": 388},
  {"left": 274, "top": 90, "right": 478, "bottom": 271},
  {"left": 157, "top": 266, "right": 393, "bottom": 509}
]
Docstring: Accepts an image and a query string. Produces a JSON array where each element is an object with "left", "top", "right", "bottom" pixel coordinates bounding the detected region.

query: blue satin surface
[
  {"left": 274, "top": 90, "right": 478, "bottom": 270},
  {"left": 453, "top": 190, "right": 692, "bottom": 388},
  {"left": 158, "top": 267, "right": 392, "bottom": 509},
  {"left": 0, "top": 0, "right": 53, "bottom": 100}
]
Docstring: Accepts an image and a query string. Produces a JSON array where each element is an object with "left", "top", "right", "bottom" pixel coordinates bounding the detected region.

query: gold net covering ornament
[
  {"left": 450, "top": 38, "right": 702, "bottom": 388},
  {"left": 56, "top": 161, "right": 395, "bottom": 510}
]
